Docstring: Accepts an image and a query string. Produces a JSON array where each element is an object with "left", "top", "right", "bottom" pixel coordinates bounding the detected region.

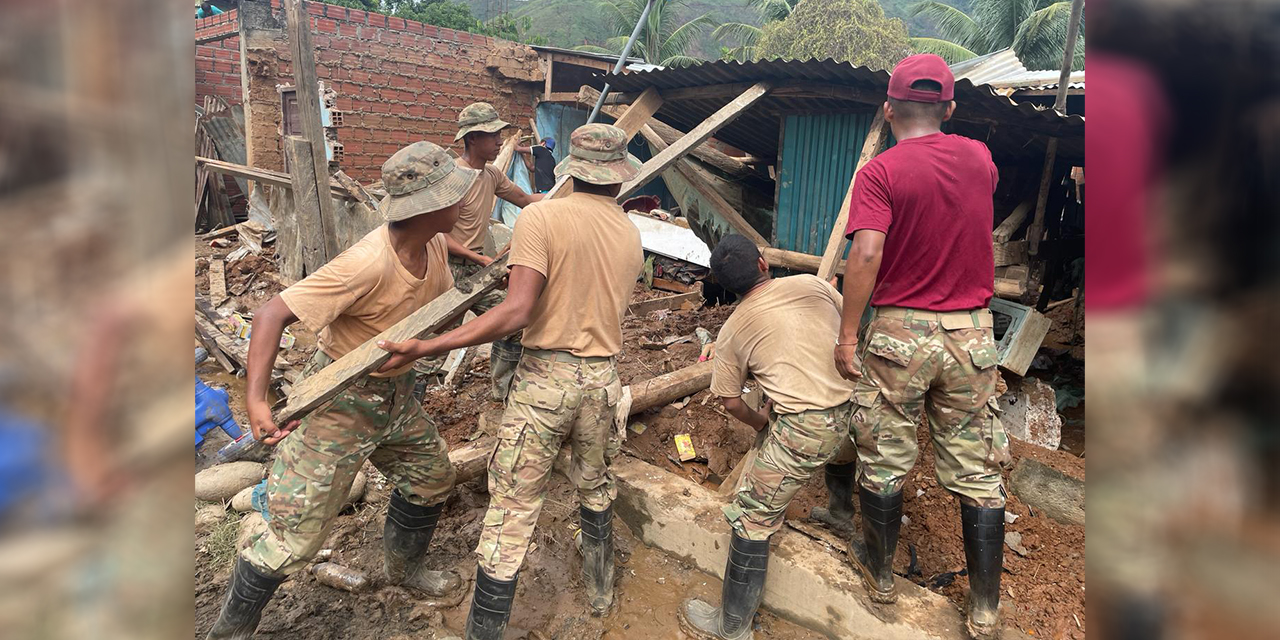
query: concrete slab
[{"left": 612, "top": 457, "right": 1002, "bottom": 640}]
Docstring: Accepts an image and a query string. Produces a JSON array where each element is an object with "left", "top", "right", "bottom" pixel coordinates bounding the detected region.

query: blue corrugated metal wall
[{"left": 775, "top": 112, "right": 875, "bottom": 255}]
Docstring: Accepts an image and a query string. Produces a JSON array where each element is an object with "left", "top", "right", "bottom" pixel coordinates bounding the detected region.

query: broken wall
[{"left": 234, "top": 0, "right": 542, "bottom": 183}]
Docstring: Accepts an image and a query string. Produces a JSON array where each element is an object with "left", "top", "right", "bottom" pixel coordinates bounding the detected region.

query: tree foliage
[
  {"left": 317, "top": 0, "right": 546, "bottom": 45},
  {"left": 908, "top": 0, "right": 1084, "bottom": 70},
  {"left": 756, "top": 0, "right": 912, "bottom": 70},
  {"left": 713, "top": 0, "right": 800, "bottom": 62},
  {"left": 587, "top": 0, "right": 716, "bottom": 67}
]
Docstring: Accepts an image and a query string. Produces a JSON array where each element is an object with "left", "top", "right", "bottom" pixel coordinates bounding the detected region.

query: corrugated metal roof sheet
[
  {"left": 951, "top": 48, "right": 1084, "bottom": 91},
  {"left": 597, "top": 57, "right": 1083, "bottom": 162},
  {"left": 531, "top": 44, "right": 644, "bottom": 66}
]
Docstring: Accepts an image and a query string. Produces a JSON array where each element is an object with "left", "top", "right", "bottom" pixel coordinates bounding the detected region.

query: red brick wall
[
  {"left": 196, "top": 10, "right": 242, "bottom": 105},
  {"left": 237, "top": 0, "right": 539, "bottom": 183}
]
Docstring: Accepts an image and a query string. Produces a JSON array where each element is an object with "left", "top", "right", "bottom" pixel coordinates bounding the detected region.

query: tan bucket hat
[
  {"left": 454, "top": 102, "right": 512, "bottom": 141},
  {"left": 553, "top": 123, "right": 641, "bottom": 185},
  {"left": 378, "top": 141, "right": 479, "bottom": 222}
]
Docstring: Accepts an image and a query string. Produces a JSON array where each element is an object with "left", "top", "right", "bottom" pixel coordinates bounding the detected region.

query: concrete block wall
[{"left": 232, "top": 0, "right": 541, "bottom": 183}]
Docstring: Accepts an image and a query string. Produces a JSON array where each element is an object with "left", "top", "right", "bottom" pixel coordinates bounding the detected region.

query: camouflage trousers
[
  {"left": 724, "top": 402, "right": 856, "bottom": 541},
  {"left": 242, "top": 350, "right": 456, "bottom": 576},
  {"left": 852, "top": 307, "right": 1011, "bottom": 508},
  {"left": 475, "top": 349, "right": 622, "bottom": 580}
]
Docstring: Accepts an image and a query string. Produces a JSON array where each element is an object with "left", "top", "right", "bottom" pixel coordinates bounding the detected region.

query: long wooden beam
[
  {"left": 816, "top": 107, "right": 890, "bottom": 281},
  {"left": 272, "top": 256, "right": 509, "bottom": 425},
  {"left": 197, "top": 156, "right": 354, "bottom": 201},
  {"left": 283, "top": 0, "right": 340, "bottom": 261},
  {"left": 619, "top": 82, "right": 772, "bottom": 200},
  {"left": 636, "top": 123, "right": 767, "bottom": 246}
]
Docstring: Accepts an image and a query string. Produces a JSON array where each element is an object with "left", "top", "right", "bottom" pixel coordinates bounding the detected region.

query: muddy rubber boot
[
  {"left": 383, "top": 490, "right": 463, "bottom": 598},
  {"left": 810, "top": 461, "right": 857, "bottom": 537},
  {"left": 206, "top": 557, "right": 284, "bottom": 639},
  {"left": 848, "top": 487, "right": 901, "bottom": 604},
  {"left": 579, "top": 504, "right": 616, "bottom": 615},
  {"left": 490, "top": 339, "right": 522, "bottom": 403},
  {"left": 464, "top": 566, "right": 518, "bottom": 640},
  {"left": 679, "top": 532, "right": 769, "bottom": 640},
  {"left": 961, "top": 503, "right": 1005, "bottom": 639}
]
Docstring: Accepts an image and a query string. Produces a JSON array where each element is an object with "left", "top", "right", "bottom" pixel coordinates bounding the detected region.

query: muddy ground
[{"left": 195, "top": 235, "right": 1086, "bottom": 639}]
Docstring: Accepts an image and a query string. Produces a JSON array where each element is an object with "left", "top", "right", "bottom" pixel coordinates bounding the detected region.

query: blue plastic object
[
  {"left": 196, "top": 377, "right": 243, "bottom": 450},
  {"left": 0, "top": 410, "right": 46, "bottom": 518}
]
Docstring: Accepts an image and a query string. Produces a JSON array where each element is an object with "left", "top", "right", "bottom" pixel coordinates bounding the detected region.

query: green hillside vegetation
[{"left": 512, "top": 0, "right": 755, "bottom": 58}]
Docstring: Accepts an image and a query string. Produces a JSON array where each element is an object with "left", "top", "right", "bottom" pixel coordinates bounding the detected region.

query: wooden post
[
  {"left": 282, "top": 0, "right": 339, "bottom": 261},
  {"left": 284, "top": 136, "right": 329, "bottom": 276},
  {"left": 816, "top": 107, "right": 889, "bottom": 282},
  {"left": 1027, "top": 0, "right": 1084, "bottom": 257},
  {"left": 618, "top": 82, "right": 772, "bottom": 200}
]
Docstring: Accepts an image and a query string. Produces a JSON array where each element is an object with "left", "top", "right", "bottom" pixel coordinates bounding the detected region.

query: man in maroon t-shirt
[{"left": 832, "top": 54, "right": 1012, "bottom": 640}]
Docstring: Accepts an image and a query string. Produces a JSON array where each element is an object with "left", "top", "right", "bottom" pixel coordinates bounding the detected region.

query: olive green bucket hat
[
  {"left": 378, "top": 141, "right": 479, "bottom": 222},
  {"left": 454, "top": 102, "right": 512, "bottom": 141},
  {"left": 553, "top": 123, "right": 641, "bottom": 185}
]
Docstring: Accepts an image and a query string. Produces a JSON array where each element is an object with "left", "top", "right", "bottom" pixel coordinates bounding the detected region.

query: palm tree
[
  {"left": 909, "top": 0, "right": 1084, "bottom": 70},
  {"left": 712, "top": 0, "right": 800, "bottom": 62},
  {"left": 575, "top": 0, "right": 716, "bottom": 67}
]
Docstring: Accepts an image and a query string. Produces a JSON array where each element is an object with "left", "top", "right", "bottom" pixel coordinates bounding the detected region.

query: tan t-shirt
[
  {"left": 449, "top": 163, "right": 520, "bottom": 252},
  {"left": 710, "top": 275, "right": 855, "bottom": 414},
  {"left": 508, "top": 192, "right": 643, "bottom": 357},
  {"left": 280, "top": 225, "right": 453, "bottom": 376}
]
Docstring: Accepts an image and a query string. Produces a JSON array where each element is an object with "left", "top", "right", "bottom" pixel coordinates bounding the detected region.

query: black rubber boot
[
  {"left": 679, "top": 532, "right": 770, "bottom": 640},
  {"left": 384, "top": 490, "right": 463, "bottom": 598},
  {"left": 464, "top": 566, "right": 518, "bottom": 640},
  {"left": 849, "top": 487, "right": 902, "bottom": 604},
  {"left": 206, "top": 557, "right": 285, "bottom": 639},
  {"left": 961, "top": 503, "right": 1005, "bottom": 639},
  {"left": 810, "top": 461, "right": 857, "bottom": 537},
  {"left": 579, "top": 504, "right": 616, "bottom": 615}
]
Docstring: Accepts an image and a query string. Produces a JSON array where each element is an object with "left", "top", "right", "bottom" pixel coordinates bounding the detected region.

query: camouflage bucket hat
[
  {"left": 454, "top": 102, "right": 512, "bottom": 141},
  {"left": 553, "top": 123, "right": 641, "bottom": 185},
  {"left": 379, "top": 141, "right": 479, "bottom": 222}
]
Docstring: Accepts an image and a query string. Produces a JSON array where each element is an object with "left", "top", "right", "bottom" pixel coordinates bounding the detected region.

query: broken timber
[
  {"left": 284, "top": 136, "right": 329, "bottom": 276},
  {"left": 282, "top": 0, "right": 340, "bottom": 261},
  {"left": 196, "top": 157, "right": 354, "bottom": 201},
  {"left": 816, "top": 107, "right": 890, "bottom": 281},
  {"left": 271, "top": 256, "right": 509, "bottom": 425},
  {"left": 627, "top": 360, "right": 713, "bottom": 415},
  {"left": 627, "top": 290, "right": 702, "bottom": 317},
  {"left": 618, "top": 82, "right": 772, "bottom": 200}
]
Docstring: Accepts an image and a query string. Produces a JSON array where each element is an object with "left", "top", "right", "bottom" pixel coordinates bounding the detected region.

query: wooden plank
[
  {"left": 651, "top": 277, "right": 695, "bottom": 294},
  {"left": 272, "top": 256, "right": 510, "bottom": 425},
  {"left": 284, "top": 136, "right": 329, "bottom": 276},
  {"left": 194, "top": 322, "right": 238, "bottom": 373},
  {"left": 283, "top": 0, "right": 339, "bottom": 261},
  {"left": 628, "top": 360, "right": 713, "bottom": 415},
  {"left": 816, "top": 107, "right": 889, "bottom": 281},
  {"left": 332, "top": 170, "right": 380, "bottom": 211},
  {"left": 619, "top": 82, "right": 772, "bottom": 200},
  {"left": 197, "top": 156, "right": 354, "bottom": 201},
  {"left": 528, "top": 118, "right": 541, "bottom": 144},
  {"left": 992, "top": 199, "right": 1033, "bottom": 243},
  {"left": 994, "top": 240, "right": 1028, "bottom": 267},
  {"left": 611, "top": 87, "right": 664, "bottom": 141},
  {"left": 208, "top": 260, "right": 227, "bottom": 305},
  {"left": 634, "top": 122, "right": 768, "bottom": 246},
  {"left": 1027, "top": 136, "right": 1059, "bottom": 256},
  {"left": 627, "top": 290, "right": 702, "bottom": 317},
  {"left": 994, "top": 277, "right": 1027, "bottom": 300},
  {"left": 545, "top": 91, "right": 580, "bottom": 104},
  {"left": 493, "top": 128, "right": 520, "bottom": 175}
]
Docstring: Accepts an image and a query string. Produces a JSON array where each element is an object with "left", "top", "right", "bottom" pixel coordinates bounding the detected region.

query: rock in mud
[
  {"left": 195, "top": 503, "right": 227, "bottom": 534},
  {"left": 230, "top": 485, "right": 256, "bottom": 512},
  {"left": 1009, "top": 458, "right": 1084, "bottom": 526},
  {"left": 195, "top": 461, "right": 266, "bottom": 502}
]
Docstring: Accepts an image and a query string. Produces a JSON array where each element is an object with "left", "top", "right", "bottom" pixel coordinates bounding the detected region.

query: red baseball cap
[{"left": 887, "top": 54, "right": 955, "bottom": 103}]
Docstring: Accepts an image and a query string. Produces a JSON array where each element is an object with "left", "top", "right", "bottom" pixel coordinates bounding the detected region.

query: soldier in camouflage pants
[
  {"left": 723, "top": 405, "right": 856, "bottom": 540},
  {"left": 242, "top": 351, "right": 458, "bottom": 576},
  {"left": 475, "top": 350, "right": 621, "bottom": 578}
]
